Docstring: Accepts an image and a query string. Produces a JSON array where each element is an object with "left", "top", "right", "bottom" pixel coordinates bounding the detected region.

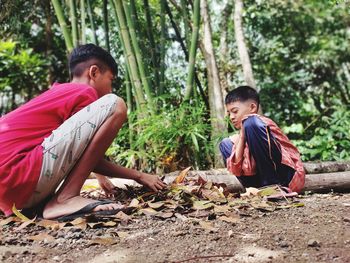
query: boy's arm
[
  {"left": 93, "top": 158, "right": 166, "bottom": 192},
  {"left": 233, "top": 127, "right": 246, "bottom": 164}
]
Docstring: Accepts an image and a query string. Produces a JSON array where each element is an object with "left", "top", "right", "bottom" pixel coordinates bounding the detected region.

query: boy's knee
[
  {"left": 113, "top": 96, "right": 127, "bottom": 121},
  {"left": 243, "top": 116, "right": 264, "bottom": 132},
  {"left": 219, "top": 138, "right": 233, "bottom": 156},
  {"left": 219, "top": 138, "right": 232, "bottom": 151}
]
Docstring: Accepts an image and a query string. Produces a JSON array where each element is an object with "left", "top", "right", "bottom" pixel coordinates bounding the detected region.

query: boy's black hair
[
  {"left": 225, "top": 86, "right": 260, "bottom": 107},
  {"left": 69, "top": 44, "right": 118, "bottom": 78}
]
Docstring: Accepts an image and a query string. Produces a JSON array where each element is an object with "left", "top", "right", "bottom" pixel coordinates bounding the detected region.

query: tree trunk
[
  {"left": 219, "top": 2, "right": 233, "bottom": 98},
  {"left": 233, "top": 0, "right": 256, "bottom": 90},
  {"left": 200, "top": 0, "right": 225, "bottom": 168}
]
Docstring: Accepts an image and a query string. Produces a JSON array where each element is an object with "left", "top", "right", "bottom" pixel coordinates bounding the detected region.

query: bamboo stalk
[
  {"left": 180, "top": 0, "right": 190, "bottom": 47},
  {"left": 184, "top": 0, "right": 201, "bottom": 101},
  {"left": 143, "top": 0, "right": 160, "bottom": 92},
  {"left": 109, "top": 0, "right": 136, "bottom": 98},
  {"left": 159, "top": 0, "right": 166, "bottom": 95},
  {"left": 68, "top": 0, "right": 79, "bottom": 47},
  {"left": 103, "top": 0, "right": 110, "bottom": 52},
  {"left": 80, "top": 0, "right": 86, "bottom": 44},
  {"left": 51, "top": 0, "right": 73, "bottom": 52},
  {"left": 111, "top": 0, "right": 147, "bottom": 109},
  {"left": 123, "top": 1, "right": 155, "bottom": 110},
  {"left": 86, "top": 0, "right": 98, "bottom": 45},
  {"left": 164, "top": 1, "right": 208, "bottom": 108}
]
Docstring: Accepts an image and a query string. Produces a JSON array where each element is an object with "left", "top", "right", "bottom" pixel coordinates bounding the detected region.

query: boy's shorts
[{"left": 24, "top": 94, "right": 118, "bottom": 208}]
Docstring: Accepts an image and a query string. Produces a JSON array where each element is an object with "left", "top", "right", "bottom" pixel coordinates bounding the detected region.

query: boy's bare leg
[{"left": 43, "top": 97, "right": 127, "bottom": 219}]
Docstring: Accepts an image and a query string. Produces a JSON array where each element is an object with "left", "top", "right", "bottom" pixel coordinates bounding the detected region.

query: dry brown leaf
[
  {"left": 37, "top": 219, "right": 60, "bottom": 230},
  {"left": 192, "top": 200, "right": 214, "bottom": 210},
  {"left": 115, "top": 211, "right": 132, "bottom": 222},
  {"left": 70, "top": 217, "right": 86, "bottom": 225},
  {"left": 117, "top": 231, "right": 129, "bottom": 238},
  {"left": 0, "top": 216, "right": 19, "bottom": 226},
  {"left": 140, "top": 208, "right": 158, "bottom": 216},
  {"left": 102, "top": 221, "right": 117, "bottom": 227},
  {"left": 241, "top": 187, "right": 260, "bottom": 197},
  {"left": 27, "top": 233, "right": 55, "bottom": 242},
  {"left": 173, "top": 167, "right": 192, "bottom": 184},
  {"left": 155, "top": 212, "right": 173, "bottom": 219},
  {"left": 219, "top": 216, "right": 239, "bottom": 224},
  {"left": 213, "top": 205, "right": 231, "bottom": 214},
  {"left": 198, "top": 221, "right": 218, "bottom": 232},
  {"left": 90, "top": 237, "right": 118, "bottom": 245},
  {"left": 15, "top": 217, "right": 36, "bottom": 231},
  {"left": 128, "top": 198, "right": 140, "bottom": 207},
  {"left": 147, "top": 201, "right": 165, "bottom": 209}
]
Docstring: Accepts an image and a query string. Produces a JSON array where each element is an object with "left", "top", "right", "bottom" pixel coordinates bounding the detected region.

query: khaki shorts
[{"left": 24, "top": 94, "right": 118, "bottom": 208}]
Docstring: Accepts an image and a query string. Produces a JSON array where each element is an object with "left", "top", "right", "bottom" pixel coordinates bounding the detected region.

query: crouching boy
[
  {"left": 220, "top": 86, "right": 305, "bottom": 193},
  {"left": 0, "top": 44, "right": 165, "bottom": 220}
]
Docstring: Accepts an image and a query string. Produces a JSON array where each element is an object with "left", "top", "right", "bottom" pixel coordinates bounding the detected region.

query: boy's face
[
  {"left": 90, "top": 66, "right": 115, "bottom": 97},
  {"left": 226, "top": 100, "right": 258, "bottom": 129}
]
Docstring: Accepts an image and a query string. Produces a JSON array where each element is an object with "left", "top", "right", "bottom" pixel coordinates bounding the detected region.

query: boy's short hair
[
  {"left": 69, "top": 44, "right": 118, "bottom": 78},
  {"left": 225, "top": 86, "right": 260, "bottom": 106}
]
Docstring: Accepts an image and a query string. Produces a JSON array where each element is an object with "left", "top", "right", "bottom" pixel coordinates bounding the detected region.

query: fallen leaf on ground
[
  {"left": 140, "top": 208, "right": 158, "bottom": 216},
  {"left": 90, "top": 237, "right": 118, "bottom": 245},
  {"left": 115, "top": 211, "right": 132, "bottom": 222},
  {"left": 219, "top": 215, "right": 239, "bottom": 224},
  {"left": 27, "top": 233, "right": 55, "bottom": 242},
  {"left": 128, "top": 198, "right": 140, "bottom": 207},
  {"left": 173, "top": 167, "right": 192, "bottom": 184},
  {"left": 155, "top": 212, "right": 173, "bottom": 219},
  {"left": 198, "top": 221, "right": 218, "bottom": 232},
  {"left": 12, "top": 204, "right": 30, "bottom": 221},
  {"left": 15, "top": 217, "right": 36, "bottom": 231},
  {"left": 192, "top": 200, "right": 214, "bottom": 210},
  {"left": 147, "top": 201, "right": 165, "bottom": 209},
  {"left": 0, "top": 216, "right": 19, "bottom": 226},
  {"left": 117, "top": 231, "right": 129, "bottom": 238}
]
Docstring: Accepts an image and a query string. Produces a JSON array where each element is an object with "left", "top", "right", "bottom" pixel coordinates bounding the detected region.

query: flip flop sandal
[
  {"left": 264, "top": 185, "right": 298, "bottom": 201},
  {"left": 56, "top": 200, "right": 128, "bottom": 222}
]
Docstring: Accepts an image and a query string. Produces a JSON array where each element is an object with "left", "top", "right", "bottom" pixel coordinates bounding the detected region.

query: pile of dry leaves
[{"left": 0, "top": 168, "right": 304, "bottom": 234}]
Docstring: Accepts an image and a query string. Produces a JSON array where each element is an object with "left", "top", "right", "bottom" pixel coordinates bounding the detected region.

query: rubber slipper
[{"left": 56, "top": 200, "right": 127, "bottom": 222}]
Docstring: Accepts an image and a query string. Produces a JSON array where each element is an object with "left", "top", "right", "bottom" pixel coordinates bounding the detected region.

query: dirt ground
[{"left": 0, "top": 192, "right": 349, "bottom": 263}]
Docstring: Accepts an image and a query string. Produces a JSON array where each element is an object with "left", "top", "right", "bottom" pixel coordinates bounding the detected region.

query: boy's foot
[{"left": 43, "top": 196, "right": 124, "bottom": 220}]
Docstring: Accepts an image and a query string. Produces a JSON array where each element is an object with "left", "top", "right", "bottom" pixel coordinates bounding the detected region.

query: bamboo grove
[
  {"left": 2, "top": 0, "right": 349, "bottom": 171},
  {"left": 50, "top": 0, "right": 231, "bottom": 172}
]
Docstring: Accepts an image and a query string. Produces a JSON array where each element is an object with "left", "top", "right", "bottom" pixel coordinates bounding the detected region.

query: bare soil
[{"left": 1, "top": 193, "right": 349, "bottom": 263}]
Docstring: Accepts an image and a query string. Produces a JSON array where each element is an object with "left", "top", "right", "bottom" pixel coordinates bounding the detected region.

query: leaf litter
[{"left": 0, "top": 167, "right": 304, "bottom": 235}]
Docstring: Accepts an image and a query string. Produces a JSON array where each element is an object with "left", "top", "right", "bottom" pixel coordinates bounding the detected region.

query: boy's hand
[
  {"left": 136, "top": 172, "right": 167, "bottom": 192},
  {"left": 96, "top": 174, "right": 117, "bottom": 196}
]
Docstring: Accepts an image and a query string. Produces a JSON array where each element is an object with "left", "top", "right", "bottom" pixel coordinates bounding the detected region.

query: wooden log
[
  {"left": 303, "top": 171, "right": 350, "bottom": 192},
  {"left": 303, "top": 161, "right": 350, "bottom": 174},
  {"left": 85, "top": 168, "right": 350, "bottom": 194}
]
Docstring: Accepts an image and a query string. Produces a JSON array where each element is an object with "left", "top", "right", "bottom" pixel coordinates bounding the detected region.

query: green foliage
[
  {"left": 0, "top": 40, "right": 49, "bottom": 113},
  {"left": 107, "top": 100, "right": 212, "bottom": 172},
  {"left": 291, "top": 104, "right": 350, "bottom": 161}
]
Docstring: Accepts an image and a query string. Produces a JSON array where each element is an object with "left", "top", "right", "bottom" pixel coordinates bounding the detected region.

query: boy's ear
[
  {"left": 250, "top": 101, "right": 259, "bottom": 113},
  {"left": 88, "top": 65, "right": 99, "bottom": 80}
]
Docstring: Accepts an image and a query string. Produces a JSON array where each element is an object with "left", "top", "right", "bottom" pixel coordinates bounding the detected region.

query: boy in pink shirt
[
  {"left": 0, "top": 44, "right": 165, "bottom": 220},
  {"left": 219, "top": 86, "right": 305, "bottom": 193}
]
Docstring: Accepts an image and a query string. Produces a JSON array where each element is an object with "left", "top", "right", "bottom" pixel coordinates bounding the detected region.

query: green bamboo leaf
[
  {"left": 12, "top": 204, "right": 30, "bottom": 221},
  {"left": 191, "top": 133, "right": 199, "bottom": 152}
]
